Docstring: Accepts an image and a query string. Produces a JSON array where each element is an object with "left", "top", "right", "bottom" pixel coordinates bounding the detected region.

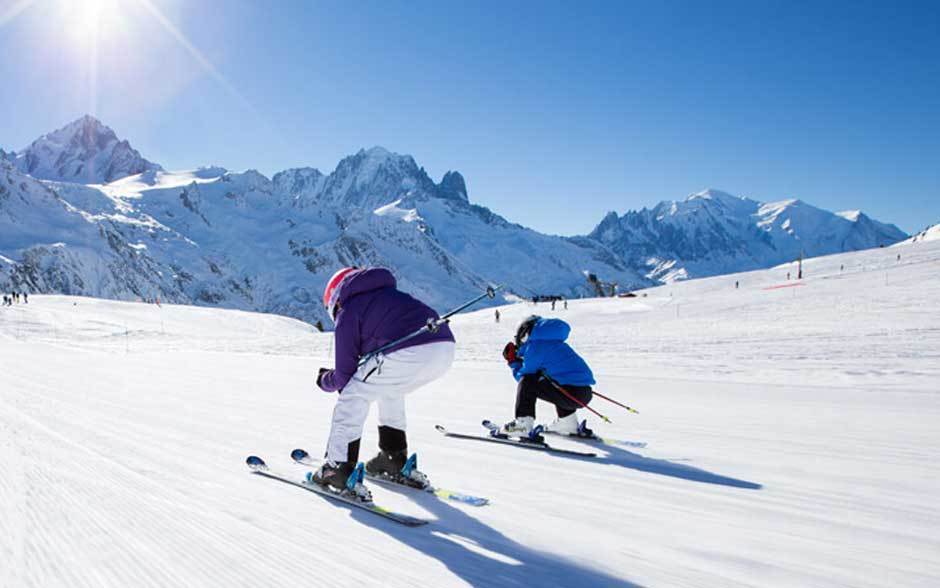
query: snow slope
[
  {"left": 2, "top": 238, "right": 939, "bottom": 587},
  {"left": 903, "top": 222, "right": 940, "bottom": 244}
]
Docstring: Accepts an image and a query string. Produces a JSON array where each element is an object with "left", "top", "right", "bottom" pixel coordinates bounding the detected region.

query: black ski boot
[
  {"left": 366, "top": 451, "right": 430, "bottom": 489},
  {"left": 310, "top": 460, "right": 351, "bottom": 488},
  {"left": 310, "top": 461, "right": 372, "bottom": 502},
  {"left": 366, "top": 449, "right": 407, "bottom": 476}
]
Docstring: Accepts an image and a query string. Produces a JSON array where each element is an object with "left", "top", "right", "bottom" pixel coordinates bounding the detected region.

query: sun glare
[
  {"left": 12, "top": 0, "right": 247, "bottom": 116},
  {"left": 63, "top": 0, "right": 122, "bottom": 46}
]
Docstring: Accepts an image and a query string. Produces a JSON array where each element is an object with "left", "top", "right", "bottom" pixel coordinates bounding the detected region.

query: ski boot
[
  {"left": 576, "top": 419, "right": 596, "bottom": 439},
  {"left": 366, "top": 450, "right": 430, "bottom": 490},
  {"left": 544, "top": 413, "right": 580, "bottom": 436},
  {"left": 309, "top": 461, "right": 372, "bottom": 502},
  {"left": 499, "top": 416, "right": 535, "bottom": 437}
]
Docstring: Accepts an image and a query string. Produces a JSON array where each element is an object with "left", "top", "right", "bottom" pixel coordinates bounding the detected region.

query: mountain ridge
[
  {"left": 0, "top": 117, "right": 911, "bottom": 323},
  {"left": 590, "top": 189, "right": 908, "bottom": 282}
]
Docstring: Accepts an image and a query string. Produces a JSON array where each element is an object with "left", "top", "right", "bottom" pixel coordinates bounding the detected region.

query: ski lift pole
[
  {"left": 541, "top": 372, "right": 612, "bottom": 424},
  {"left": 358, "top": 284, "right": 501, "bottom": 368}
]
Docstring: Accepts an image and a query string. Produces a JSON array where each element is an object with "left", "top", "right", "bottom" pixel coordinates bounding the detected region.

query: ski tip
[
  {"left": 460, "top": 494, "right": 490, "bottom": 507},
  {"left": 440, "top": 490, "right": 490, "bottom": 507},
  {"left": 290, "top": 448, "right": 310, "bottom": 462},
  {"left": 246, "top": 455, "right": 267, "bottom": 470},
  {"left": 480, "top": 419, "right": 499, "bottom": 434},
  {"left": 621, "top": 441, "right": 648, "bottom": 448}
]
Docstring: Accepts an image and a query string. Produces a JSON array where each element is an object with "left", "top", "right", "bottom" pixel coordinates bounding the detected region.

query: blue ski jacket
[{"left": 509, "top": 318, "right": 595, "bottom": 387}]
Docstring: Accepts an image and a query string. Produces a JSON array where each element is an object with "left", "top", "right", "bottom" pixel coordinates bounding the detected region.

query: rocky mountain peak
[
  {"left": 437, "top": 171, "right": 469, "bottom": 202},
  {"left": 12, "top": 115, "right": 162, "bottom": 184}
]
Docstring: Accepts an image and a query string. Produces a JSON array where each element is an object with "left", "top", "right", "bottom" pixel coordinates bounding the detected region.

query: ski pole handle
[{"left": 439, "top": 284, "right": 501, "bottom": 321}]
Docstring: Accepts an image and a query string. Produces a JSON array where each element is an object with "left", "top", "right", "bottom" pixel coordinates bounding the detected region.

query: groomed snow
[{"left": 1, "top": 238, "right": 939, "bottom": 587}]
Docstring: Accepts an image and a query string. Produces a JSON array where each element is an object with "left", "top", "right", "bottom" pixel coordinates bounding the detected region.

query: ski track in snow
[{"left": 1, "top": 240, "right": 940, "bottom": 587}]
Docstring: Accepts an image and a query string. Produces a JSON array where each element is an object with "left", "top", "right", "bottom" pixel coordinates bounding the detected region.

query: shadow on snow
[
  {"left": 351, "top": 486, "right": 639, "bottom": 588},
  {"left": 332, "top": 433, "right": 758, "bottom": 586},
  {"left": 602, "top": 444, "right": 761, "bottom": 489},
  {"left": 548, "top": 438, "right": 763, "bottom": 490}
]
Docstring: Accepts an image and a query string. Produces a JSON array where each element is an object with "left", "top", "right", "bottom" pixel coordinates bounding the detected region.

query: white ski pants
[{"left": 325, "top": 341, "right": 456, "bottom": 463}]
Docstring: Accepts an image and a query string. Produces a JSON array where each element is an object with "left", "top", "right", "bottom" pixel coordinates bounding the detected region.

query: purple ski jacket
[{"left": 318, "top": 268, "right": 455, "bottom": 392}]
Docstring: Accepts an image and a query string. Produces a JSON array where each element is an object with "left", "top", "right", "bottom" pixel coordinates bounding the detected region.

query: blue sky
[{"left": 1, "top": 0, "right": 938, "bottom": 234}]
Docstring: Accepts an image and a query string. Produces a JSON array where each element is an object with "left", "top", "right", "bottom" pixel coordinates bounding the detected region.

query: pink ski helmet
[{"left": 323, "top": 267, "right": 357, "bottom": 317}]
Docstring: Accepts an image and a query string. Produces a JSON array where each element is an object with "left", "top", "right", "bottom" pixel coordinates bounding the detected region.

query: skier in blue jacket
[{"left": 499, "top": 315, "right": 596, "bottom": 436}]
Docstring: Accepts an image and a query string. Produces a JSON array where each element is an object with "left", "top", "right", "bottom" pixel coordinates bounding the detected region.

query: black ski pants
[{"left": 515, "top": 374, "right": 592, "bottom": 419}]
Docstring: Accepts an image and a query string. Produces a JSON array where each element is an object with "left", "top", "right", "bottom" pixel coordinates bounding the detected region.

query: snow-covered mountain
[
  {"left": 0, "top": 117, "right": 908, "bottom": 323},
  {"left": 0, "top": 122, "right": 644, "bottom": 324},
  {"left": 0, "top": 159, "right": 212, "bottom": 303},
  {"left": 589, "top": 189, "right": 908, "bottom": 282},
  {"left": 7, "top": 115, "right": 162, "bottom": 184}
]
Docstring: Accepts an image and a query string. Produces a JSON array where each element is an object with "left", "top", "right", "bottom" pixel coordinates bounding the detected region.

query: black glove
[
  {"left": 502, "top": 341, "right": 518, "bottom": 364},
  {"left": 316, "top": 367, "right": 330, "bottom": 388}
]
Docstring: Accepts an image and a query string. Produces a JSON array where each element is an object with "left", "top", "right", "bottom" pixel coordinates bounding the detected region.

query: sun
[
  {"left": 63, "top": 0, "right": 123, "bottom": 46},
  {"left": 6, "top": 0, "right": 246, "bottom": 115}
]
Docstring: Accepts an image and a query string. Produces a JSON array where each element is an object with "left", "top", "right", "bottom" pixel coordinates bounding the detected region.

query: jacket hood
[
  {"left": 336, "top": 267, "right": 397, "bottom": 306},
  {"left": 528, "top": 318, "right": 571, "bottom": 342}
]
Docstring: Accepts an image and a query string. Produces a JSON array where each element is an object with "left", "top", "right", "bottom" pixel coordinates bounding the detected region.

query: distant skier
[
  {"left": 551, "top": 299, "right": 556, "bottom": 311},
  {"left": 312, "top": 267, "right": 455, "bottom": 500},
  {"left": 498, "top": 315, "right": 595, "bottom": 436},
  {"left": 494, "top": 309, "right": 500, "bottom": 323},
  {"left": 563, "top": 299, "right": 568, "bottom": 310},
  {"left": 22, "top": 292, "right": 27, "bottom": 304}
]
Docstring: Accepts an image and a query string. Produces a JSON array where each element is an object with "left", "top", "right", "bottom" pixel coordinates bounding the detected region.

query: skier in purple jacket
[{"left": 311, "top": 266, "right": 456, "bottom": 500}]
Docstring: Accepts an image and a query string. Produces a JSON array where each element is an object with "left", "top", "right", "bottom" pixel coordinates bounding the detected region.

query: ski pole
[
  {"left": 591, "top": 390, "right": 640, "bottom": 414},
  {"left": 437, "top": 284, "right": 501, "bottom": 321},
  {"left": 541, "top": 373, "right": 612, "bottom": 424},
  {"left": 358, "top": 284, "right": 500, "bottom": 368}
]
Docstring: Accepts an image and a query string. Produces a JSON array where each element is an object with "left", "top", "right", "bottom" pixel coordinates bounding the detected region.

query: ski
[
  {"left": 543, "top": 419, "right": 647, "bottom": 448},
  {"left": 543, "top": 430, "right": 647, "bottom": 449},
  {"left": 435, "top": 424, "right": 597, "bottom": 458},
  {"left": 245, "top": 456, "right": 429, "bottom": 527},
  {"left": 290, "top": 449, "right": 489, "bottom": 507}
]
